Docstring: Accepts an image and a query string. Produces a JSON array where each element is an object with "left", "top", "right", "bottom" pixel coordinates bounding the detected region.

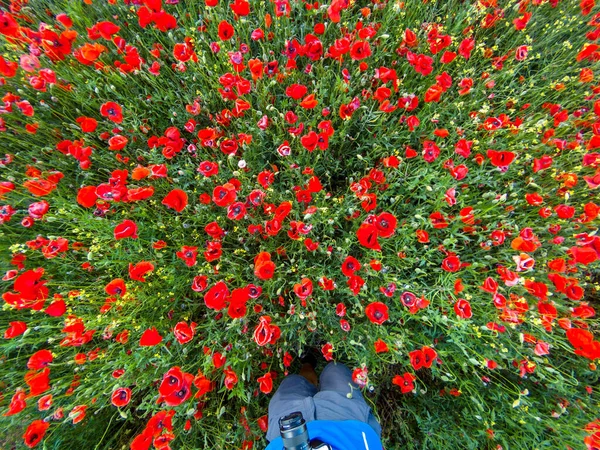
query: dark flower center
[{"left": 176, "top": 387, "right": 188, "bottom": 398}]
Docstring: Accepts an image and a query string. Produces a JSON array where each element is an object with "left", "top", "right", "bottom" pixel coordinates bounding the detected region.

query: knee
[{"left": 321, "top": 361, "right": 351, "bottom": 378}]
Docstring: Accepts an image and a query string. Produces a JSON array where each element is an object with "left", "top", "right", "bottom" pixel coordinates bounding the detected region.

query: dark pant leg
[
  {"left": 313, "top": 362, "right": 382, "bottom": 437},
  {"left": 266, "top": 374, "right": 318, "bottom": 442}
]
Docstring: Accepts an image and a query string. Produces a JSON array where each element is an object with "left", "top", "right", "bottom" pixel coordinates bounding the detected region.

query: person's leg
[
  {"left": 266, "top": 366, "right": 318, "bottom": 442},
  {"left": 313, "top": 362, "right": 382, "bottom": 437},
  {"left": 318, "top": 361, "right": 364, "bottom": 398}
]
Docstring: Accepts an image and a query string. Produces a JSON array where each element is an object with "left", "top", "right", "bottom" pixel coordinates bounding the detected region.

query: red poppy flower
[
  {"left": 152, "top": 240, "right": 167, "bottom": 250},
  {"left": 424, "top": 84, "right": 444, "bottom": 103},
  {"left": 158, "top": 367, "right": 194, "bottom": 406},
  {"left": 341, "top": 256, "right": 361, "bottom": 277},
  {"left": 224, "top": 367, "right": 238, "bottom": 390},
  {"left": 407, "top": 52, "right": 434, "bottom": 76},
  {"left": 128, "top": 261, "right": 154, "bottom": 282},
  {"left": 257, "top": 372, "right": 273, "bottom": 394},
  {"left": 569, "top": 246, "right": 598, "bottom": 266},
  {"left": 300, "top": 131, "right": 319, "bottom": 152},
  {"left": 277, "top": 140, "right": 292, "bottom": 156},
  {"left": 422, "top": 140, "right": 440, "bottom": 163},
  {"left": 275, "top": 201, "right": 293, "bottom": 220},
  {"left": 4, "top": 321, "right": 27, "bottom": 339},
  {"left": 347, "top": 274, "right": 365, "bottom": 296},
  {"left": 457, "top": 77, "right": 473, "bottom": 95},
  {"left": 228, "top": 294, "right": 247, "bottom": 319},
  {"left": 555, "top": 204, "right": 575, "bottom": 219},
  {"left": 254, "top": 252, "right": 275, "bottom": 280},
  {"left": 422, "top": 346, "right": 437, "bottom": 368},
  {"left": 253, "top": 316, "right": 280, "bottom": 346},
  {"left": 566, "top": 328, "right": 593, "bottom": 351},
  {"left": 374, "top": 339, "right": 389, "bottom": 353},
  {"left": 454, "top": 299, "right": 473, "bottom": 319},
  {"left": 480, "top": 277, "right": 498, "bottom": 294},
  {"left": 525, "top": 193, "right": 544, "bottom": 207},
  {"left": 176, "top": 246, "right": 198, "bottom": 267},
  {"left": 513, "top": 11, "right": 531, "bottom": 30},
  {"left": 94, "top": 20, "right": 120, "bottom": 39},
  {"left": 524, "top": 280, "right": 548, "bottom": 301},
  {"left": 375, "top": 212, "right": 397, "bottom": 238},
  {"left": 299, "top": 94, "right": 318, "bottom": 109},
  {"left": 220, "top": 138, "right": 238, "bottom": 155},
  {"left": 191, "top": 275, "right": 208, "bottom": 292},
  {"left": 37, "top": 394, "right": 53, "bottom": 411},
  {"left": 28, "top": 200, "right": 49, "bottom": 220},
  {"left": 127, "top": 186, "right": 155, "bottom": 202},
  {"left": 351, "top": 366, "right": 368, "bottom": 388},
  {"left": 204, "top": 240, "right": 222, "bottom": 262},
  {"left": 213, "top": 183, "right": 237, "bottom": 207},
  {"left": 173, "top": 321, "right": 196, "bottom": 344},
  {"left": 5, "top": 388, "right": 27, "bottom": 416},
  {"left": 194, "top": 371, "right": 213, "bottom": 398},
  {"left": 487, "top": 149, "right": 516, "bottom": 168},
  {"left": 198, "top": 161, "right": 219, "bottom": 177},
  {"left": 25, "top": 367, "right": 50, "bottom": 396},
  {"left": 257, "top": 170, "right": 275, "bottom": 188},
  {"left": 205, "top": 222, "right": 225, "bottom": 240},
  {"left": 356, "top": 223, "right": 381, "bottom": 251},
  {"left": 108, "top": 135, "right": 128, "bottom": 151},
  {"left": 286, "top": 84, "right": 308, "bottom": 100},
  {"left": 429, "top": 212, "right": 448, "bottom": 229},
  {"left": 293, "top": 278, "right": 313, "bottom": 300},
  {"left": 218, "top": 20, "right": 234, "bottom": 40},
  {"left": 304, "top": 238, "right": 319, "bottom": 251},
  {"left": 114, "top": 219, "right": 138, "bottom": 240},
  {"left": 76, "top": 116, "right": 98, "bottom": 132},
  {"left": 227, "top": 202, "right": 246, "bottom": 220},
  {"left": 392, "top": 373, "right": 416, "bottom": 394},
  {"left": 23, "top": 179, "right": 57, "bottom": 197},
  {"left": 27, "top": 349, "right": 53, "bottom": 370},
  {"left": 441, "top": 255, "right": 462, "bottom": 272},
  {"left": 0, "top": 181, "right": 14, "bottom": 200},
  {"left": 416, "top": 230, "right": 429, "bottom": 243},
  {"left": 162, "top": 189, "right": 188, "bottom": 212},
  {"left": 111, "top": 387, "right": 131, "bottom": 407},
  {"left": 212, "top": 352, "right": 226, "bottom": 368},
  {"left": 350, "top": 41, "right": 371, "bottom": 60},
  {"left": 204, "top": 281, "right": 229, "bottom": 310},
  {"left": 23, "top": 419, "right": 50, "bottom": 448},
  {"left": 379, "top": 282, "right": 396, "bottom": 298},
  {"left": 105, "top": 278, "right": 126, "bottom": 296},
  {"left": 409, "top": 349, "right": 424, "bottom": 370},
  {"left": 365, "top": 301, "right": 389, "bottom": 325},
  {"left": 139, "top": 327, "right": 163, "bottom": 346},
  {"left": 100, "top": 101, "right": 123, "bottom": 123},
  {"left": 173, "top": 42, "right": 194, "bottom": 62},
  {"left": 257, "top": 415, "right": 268, "bottom": 433},
  {"left": 533, "top": 155, "right": 553, "bottom": 173},
  {"left": 2, "top": 269, "right": 18, "bottom": 281},
  {"left": 340, "top": 319, "right": 350, "bottom": 332},
  {"left": 230, "top": 0, "right": 250, "bottom": 15},
  {"left": 565, "top": 284, "right": 584, "bottom": 301},
  {"left": 319, "top": 277, "right": 336, "bottom": 290}
]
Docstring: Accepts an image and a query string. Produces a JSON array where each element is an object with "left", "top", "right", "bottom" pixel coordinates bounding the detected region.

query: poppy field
[{"left": 1, "top": 0, "right": 600, "bottom": 448}]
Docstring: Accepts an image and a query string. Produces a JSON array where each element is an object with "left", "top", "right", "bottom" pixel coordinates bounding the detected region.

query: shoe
[{"left": 299, "top": 347, "right": 320, "bottom": 369}]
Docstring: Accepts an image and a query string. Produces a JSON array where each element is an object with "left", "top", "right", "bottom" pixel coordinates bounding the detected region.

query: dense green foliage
[{"left": 0, "top": 0, "right": 599, "bottom": 448}]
